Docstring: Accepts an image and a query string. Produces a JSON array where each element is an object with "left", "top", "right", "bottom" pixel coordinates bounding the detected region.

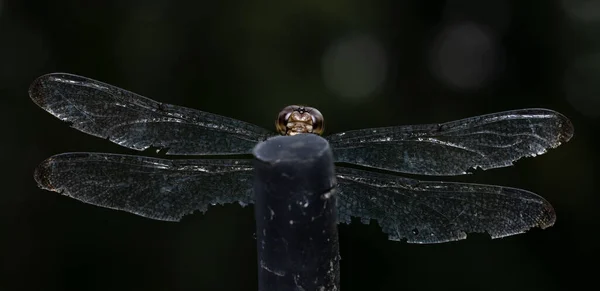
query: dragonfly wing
[
  {"left": 335, "top": 166, "right": 555, "bottom": 244},
  {"left": 327, "top": 109, "right": 573, "bottom": 175},
  {"left": 34, "top": 153, "right": 254, "bottom": 221},
  {"left": 30, "top": 73, "right": 275, "bottom": 155}
]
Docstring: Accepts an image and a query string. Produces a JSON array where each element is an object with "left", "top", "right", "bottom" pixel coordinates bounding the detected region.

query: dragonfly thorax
[{"left": 276, "top": 105, "right": 324, "bottom": 136}]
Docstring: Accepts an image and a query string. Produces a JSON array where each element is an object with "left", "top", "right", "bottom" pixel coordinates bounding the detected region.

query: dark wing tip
[
  {"left": 33, "top": 156, "right": 56, "bottom": 192},
  {"left": 29, "top": 74, "right": 49, "bottom": 107},
  {"left": 28, "top": 72, "right": 77, "bottom": 108},
  {"left": 555, "top": 111, "right": 574, "bottom": 144},
  {"left": 538, "top": 197, "right": 557, "bottom": 229}
]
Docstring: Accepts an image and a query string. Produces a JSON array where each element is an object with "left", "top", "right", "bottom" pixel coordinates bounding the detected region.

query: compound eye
[
  {"left": 276, "top": 105, "right": 297, "bottom": 135},
  {"left": 307, "top": 107, "right": 324, "bottom": 135}
]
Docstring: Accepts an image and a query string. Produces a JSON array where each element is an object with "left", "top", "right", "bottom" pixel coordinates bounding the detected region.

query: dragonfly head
[{"left": 276, "top": 105, "right": 324, "bottom": 136}]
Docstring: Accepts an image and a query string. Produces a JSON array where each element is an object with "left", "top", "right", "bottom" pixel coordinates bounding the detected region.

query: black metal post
[{"left": 253, "top": 134, "right": 340, "bottom": 291}]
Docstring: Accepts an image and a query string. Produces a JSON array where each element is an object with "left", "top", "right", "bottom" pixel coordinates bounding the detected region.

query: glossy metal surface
[{"left": 30, "top": 73, "right": 573, "bottom": 244}]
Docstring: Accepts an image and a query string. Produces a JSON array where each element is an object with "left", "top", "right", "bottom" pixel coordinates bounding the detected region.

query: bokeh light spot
[
  {"left": 562, "top": 0, "right": 600, "bottom": 22},
  {"left": 428, "top": 22, "right": 503, "bottom": 92},
  {"left": 321, "top": 33, "right": 388, "bottom": 101}
]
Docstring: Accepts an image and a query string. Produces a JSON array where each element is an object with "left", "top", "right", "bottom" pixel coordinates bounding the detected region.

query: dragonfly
[{"left": 30, "top": 73, "right": 573, "bottom": 244}]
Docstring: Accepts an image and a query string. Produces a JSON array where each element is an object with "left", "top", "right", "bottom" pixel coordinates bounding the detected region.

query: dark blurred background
[{"left": 1, "top": 0, "right": 598, "bottom": 290}]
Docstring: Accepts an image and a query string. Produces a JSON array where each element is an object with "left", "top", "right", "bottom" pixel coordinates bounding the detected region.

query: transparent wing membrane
[
  {"left": 34, "top": 153, "right": 254, "bottom": 221},
  {"left": 33, "top": 154, "right": 556, "bottom": 244},
  {"left": 29, "top": 73, "right": 274, "bottom": 155},
  {"left": 327, "top": 109, "right": 573, "bottom": 175},
  {"left": 335, "top": 167, "right": 555, "bottom": 243}
]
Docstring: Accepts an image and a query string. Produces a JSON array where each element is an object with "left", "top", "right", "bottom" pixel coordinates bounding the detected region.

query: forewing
[
  {"left": 328, "top": 109, "right": 573, "bottom": 175},
  {"left": 29, "top": 73, "right": 274, "bottom": 155},
  {"left": 335, "top": 167, "right": 555, "bottom": 244},
  {"left": 34, "top": 153, "right": 254, "bottom": 221}
]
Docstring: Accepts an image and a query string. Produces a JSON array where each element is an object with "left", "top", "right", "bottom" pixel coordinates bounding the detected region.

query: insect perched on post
[{"left": 31, "top": 73, "right": 573, "bottom": 244}]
